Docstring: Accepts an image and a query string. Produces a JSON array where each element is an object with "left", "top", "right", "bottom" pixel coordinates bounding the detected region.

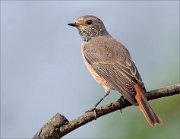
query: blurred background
[{"left": 1, "top": 1, "right": 179, "bottom": 138}]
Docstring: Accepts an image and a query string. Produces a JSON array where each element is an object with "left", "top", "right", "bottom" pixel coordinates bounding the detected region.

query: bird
[{"left": 68, "top": 15, "right": 163, "bottom": 126}]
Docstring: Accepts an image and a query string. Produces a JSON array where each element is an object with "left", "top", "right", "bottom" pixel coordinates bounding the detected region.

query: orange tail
[{"left": 134, "top": 84, "right": 163, "bottom": 126}]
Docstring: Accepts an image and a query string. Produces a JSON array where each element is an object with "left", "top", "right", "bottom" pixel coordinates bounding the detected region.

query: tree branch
[{"left": 33, "top": 84, "right": 180, "bottom": 139}]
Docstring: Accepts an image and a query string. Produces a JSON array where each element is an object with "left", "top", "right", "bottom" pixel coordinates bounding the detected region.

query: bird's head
[{"left": 68, "top": 15, "right": 109, "bottom": 41}]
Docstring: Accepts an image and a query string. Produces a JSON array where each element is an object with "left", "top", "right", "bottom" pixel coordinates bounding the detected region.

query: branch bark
[{"left": 33, "top": 84, "right": 180, "bottom": 139}]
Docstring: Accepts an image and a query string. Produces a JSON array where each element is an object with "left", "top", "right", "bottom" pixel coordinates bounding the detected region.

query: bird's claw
[
  {"left": 118, "top": 96, "right": 125, "bottom": 105},
  {"left": 118, "top": 96, "right": 126, "bottom": 113},
  {"left": 85, "top": 107, "right": 98, "bottom": 120}
]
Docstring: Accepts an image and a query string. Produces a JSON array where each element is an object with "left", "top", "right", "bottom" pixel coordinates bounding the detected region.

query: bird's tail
[{"left": 134, "top": 84, "right": 163, "bottom": 126}]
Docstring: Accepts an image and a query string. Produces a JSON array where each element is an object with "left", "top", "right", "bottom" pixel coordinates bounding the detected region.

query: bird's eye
[{"left": 86, "top": 20, "right": 93, "bottom": 25}]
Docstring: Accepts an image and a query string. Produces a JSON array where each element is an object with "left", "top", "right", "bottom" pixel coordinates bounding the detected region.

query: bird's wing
[{"left": 83, "top": 37, "right": 144, "bottom": 105}]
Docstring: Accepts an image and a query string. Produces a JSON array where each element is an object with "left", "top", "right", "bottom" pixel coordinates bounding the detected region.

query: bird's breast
[{"left": 81, "top": 46, "right": 114, "bottom": 90}]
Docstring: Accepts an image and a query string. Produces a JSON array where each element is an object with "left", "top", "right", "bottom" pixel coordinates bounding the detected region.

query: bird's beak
[{"left": 68, "top": 23, "right": 78, "bottom": 27}]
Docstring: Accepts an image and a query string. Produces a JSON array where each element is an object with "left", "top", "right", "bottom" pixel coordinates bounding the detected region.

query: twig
[{"left": 33, "top": 84, "right": 180, "bottom": 139}]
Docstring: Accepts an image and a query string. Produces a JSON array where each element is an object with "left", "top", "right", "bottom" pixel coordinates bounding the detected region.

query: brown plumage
[{"left": 68, "top": 15, "right": 163, "bottom": 126}]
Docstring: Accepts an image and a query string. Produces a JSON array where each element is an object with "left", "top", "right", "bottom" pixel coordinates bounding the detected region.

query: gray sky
[{"left": 1, "top": 1, "right": 179, "bottom": 138}]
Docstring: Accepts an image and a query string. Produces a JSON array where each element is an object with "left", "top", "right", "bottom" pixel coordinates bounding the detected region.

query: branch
[{"left": 33, "top": 84, "right": 180, "bottom": 139}]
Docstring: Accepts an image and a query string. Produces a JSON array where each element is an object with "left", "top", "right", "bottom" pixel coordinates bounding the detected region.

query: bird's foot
[
  {"left": 85, "top": 106, "right": 98, "bottom": 119},
  {"left": 118, "top": 96, "right": 126, "bottom": 113},
  {"left": 120, "top": 96, "right": 126, "bottom": 105}
]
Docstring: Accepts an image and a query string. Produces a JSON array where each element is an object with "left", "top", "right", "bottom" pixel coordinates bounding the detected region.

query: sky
[{"left": 1, "top": 1, "right": 179, "bottom": 138}]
